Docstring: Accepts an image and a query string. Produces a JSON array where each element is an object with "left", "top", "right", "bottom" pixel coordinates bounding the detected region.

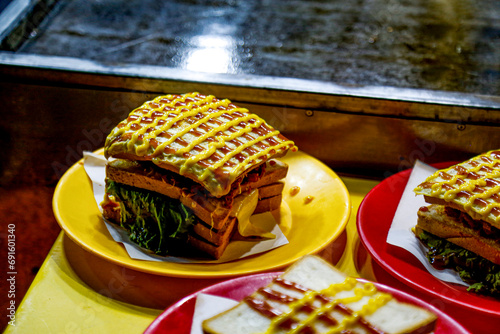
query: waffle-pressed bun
[
  {"left": 414, "top": 149, "right": 500, "bottom": 228},
  {"left": 105, "top": 92, "right": 297, "bottom": 197}
]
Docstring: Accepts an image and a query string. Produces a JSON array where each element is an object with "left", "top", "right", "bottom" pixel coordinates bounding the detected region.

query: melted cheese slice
[{"left": 232, "top": 190, "right": 276, "bottom": 239}]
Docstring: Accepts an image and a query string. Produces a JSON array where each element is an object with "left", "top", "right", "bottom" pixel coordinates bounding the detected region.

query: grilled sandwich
[{"left": 102, "top": 92, "right": 296, "bottom": 258}]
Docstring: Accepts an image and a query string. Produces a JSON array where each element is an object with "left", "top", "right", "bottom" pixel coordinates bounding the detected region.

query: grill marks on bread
[
  {"left": 414, "top": 149, "right": 500, "bottom": 228},
  {"left": 105, "top": 93, "right": 296, "bottom": 197}
]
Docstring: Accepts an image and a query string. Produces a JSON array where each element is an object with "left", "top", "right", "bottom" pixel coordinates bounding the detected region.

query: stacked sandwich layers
[
  {"left": 203, "top": 255, "right": 437, "bottom": 334},
  {"left": 414, "top": 149, "right": 500, "bottom": 294},
  {"left": 102, "top": 92, "right": 296, "bottom": 259}
]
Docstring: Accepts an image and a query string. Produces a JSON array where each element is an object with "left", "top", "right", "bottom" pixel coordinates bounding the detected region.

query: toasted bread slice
[
  {"left": 414, "top": 149, "right": 500, "bottom": 229},
  {"left": 192, "top": 218, "right": 237, "bottom": 247},
  {"left": 416, "top": 204, "right": 500, "bottom": 265},
  {"left": 254, "top": 194, "right": 282, "bottom": 214},
  {"left": 203, "top": 255, "right": 437, "bottom": 334},
  {"left": 188, "top": 218, "right": 238, "bottom": 259},
  {"left": 257, "top": 182, "right": 284, "bottom": 200},
  {"left": 104, "top": 93, "right": 296, "bottom": 197},
  {"left": 104, "top": 158, "right": 287, "bottom": 259},
  {"left": 187, "top": 231, "right": 236, "bottom": 260},
  {"left": 106, "top": 159, "right": 288, "bottom": 227}
]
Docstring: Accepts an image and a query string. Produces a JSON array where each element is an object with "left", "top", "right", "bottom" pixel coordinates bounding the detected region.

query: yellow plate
[{"left": 53, "top": 149, "right": 350, "bottom": 278}]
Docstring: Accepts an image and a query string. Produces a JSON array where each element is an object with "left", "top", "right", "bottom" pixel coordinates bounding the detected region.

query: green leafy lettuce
[
  {"left": 106, "top": 180, "right": 196, "bottom": 255},
  {"left": 418, "top": 230, "right": 500, "bottom": 296}
]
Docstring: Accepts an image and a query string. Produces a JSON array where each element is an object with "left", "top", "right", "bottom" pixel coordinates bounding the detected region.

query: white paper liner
[
  {"left": 82, "top": 151, "right": 289, "bottom": 264},
  {"left": 190, "top": 293, "right": 238, "bottom": 334},
  {"left": 386, "top": 160, "right": 468, "bottom": 286}
]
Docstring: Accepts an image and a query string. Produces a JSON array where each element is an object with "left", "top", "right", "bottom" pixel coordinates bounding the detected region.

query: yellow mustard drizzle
[
  {"left": 467, "top": 186, "right": 500, "bottom": 216},
  {"left": 136, "top": 94, "right": 219, "bottom": 155},
  {"left": 325, "top": 293, "right": 392, "bottom": 334},
  {"left": 266, "top": 290, "right": 317, "bottom": 334},
  {"left": 179, "top": 113, "right": 263, "bottom": 176},
  {"left": 118, "top": 93, "right": 196, "bottom": 152},
  {"left": 127, "top": 94, "right": 185, "bottom": 152},
  {"left": 287, "top": 283, "right": 375, "bottom": 334},
  {"left": 425, "top": 158, "right": 500, "bottom": 222},
  {"left": 176, "top": 110, "right": 257, "bottom": 154},
  {"left": 264, "top": 278, "right": 391, "bottom": 334},
  {"left": 198, "top": 129, "right": 286, "bottom": 181},
  {"left": 152, "top": 101, "right": 229, "bottom": 156},
  {"left": 265, "top": 277, "right": 356, "bottom": 334},
  {"left": 108, "top": 92, "right": 297, "bottom": 195},
  {"left": 229, "top": 140, "right": 294, "bottom": 178},
  {"left": 427, "top": 161, "right": 493, "bottom": 197}
]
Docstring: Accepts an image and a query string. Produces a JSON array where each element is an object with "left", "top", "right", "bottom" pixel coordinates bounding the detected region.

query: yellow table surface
[{"left": 3, "top": 176, "right": 379, "bottom": 334}]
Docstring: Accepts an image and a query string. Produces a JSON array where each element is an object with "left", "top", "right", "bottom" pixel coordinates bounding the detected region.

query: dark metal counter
[{"left": 6, "top": 0, "right": 500, "bottom": 95}]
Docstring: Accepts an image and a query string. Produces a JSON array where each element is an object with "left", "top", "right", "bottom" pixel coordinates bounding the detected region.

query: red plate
[
  {"left": 144, "top": 272, "right": 470, "bottom": 334},
  {"left": 357, "top": 163, "right": 500, "bottom": 318}
]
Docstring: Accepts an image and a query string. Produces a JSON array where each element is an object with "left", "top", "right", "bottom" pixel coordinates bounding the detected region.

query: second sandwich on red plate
[{"left": 202, "top": 255, "right": 438, "bottom": 334}]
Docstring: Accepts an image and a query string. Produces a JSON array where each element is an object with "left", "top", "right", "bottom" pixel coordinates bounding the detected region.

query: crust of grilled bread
[
  {"left": 257, "top": 182, "right": 284, "bottom": 200},
  {"left": 103, "top": 159, "right": 287, "bottom": 259},
  {"left": 106, "top": 159, "right": 288, "bottom": 194},
  {"left": 103, "top": 192, "right": 282, "bottom": 244},
  {"left": 416, "top": 204, "right": 500, "bottom": 265},
  {"left": 254, "top": 194, "right": 282, "bottom": 214},
  {"left": 192, "top": 217, "right": 238, "bottom": 248},
  {"left": 106, "top": 159, "right": 287, "bottom": 227},
  {"left": 202, "top": 255, "right": 437, "bottom": 334},
  {"left": 187, "top": 232, "right": 236, "bottom": 260},
  {"left": 190, "top": 194, "right": 282, "bottom": 257},
  {"left": 423, "top": 195, "right": 500, "bottom": 230},
  {"left": 109, "top": 151, "right": 278, "bottom": 197},
  {"left": 105, "top": 159, "right": 183, "bottom": 199},
  {"left": 102, "top": 203, "right": 234, "bottom": 259}
]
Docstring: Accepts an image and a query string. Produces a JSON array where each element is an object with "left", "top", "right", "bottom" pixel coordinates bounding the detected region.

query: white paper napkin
[
  {"left": 190, "top": 293, "right": 238, "bottom": 334},
  {"left": 82, "top": 151, "right": 289, "bottom": 264},
  {"left": 386, "top": 160, "right": 468, "bottom": 286}
]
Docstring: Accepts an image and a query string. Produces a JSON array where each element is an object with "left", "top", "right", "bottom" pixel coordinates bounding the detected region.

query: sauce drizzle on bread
[{"left": 105, "top": 92, "right": 297, "bottom": 197}]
